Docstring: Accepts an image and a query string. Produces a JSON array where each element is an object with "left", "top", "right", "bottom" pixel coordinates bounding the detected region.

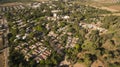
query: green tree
[{"left": 82, "top": 40, "right": 97, "bottom": 53}]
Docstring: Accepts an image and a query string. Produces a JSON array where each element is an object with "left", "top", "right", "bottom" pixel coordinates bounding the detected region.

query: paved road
[
  {"left": 3, "top": 17, "right": 9, "bottom": 67},
  {"left": 4, "top": 47, "right": 9, "bottom": 67}
]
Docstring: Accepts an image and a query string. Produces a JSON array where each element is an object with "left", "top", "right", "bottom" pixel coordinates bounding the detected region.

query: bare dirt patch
[
  {"left": 91, "top": 60, "right": 105, "bottom": 67},
  {"left": 108, "top": 5, "right": 120, "bottom": 11},
  {"left": 73, "top": 63, "right": 86, "bottom": 67}
]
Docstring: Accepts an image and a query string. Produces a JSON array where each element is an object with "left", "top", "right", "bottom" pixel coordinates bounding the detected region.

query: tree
[
  {"left": 82, "top": 40, "right": 97, "bottom": 53},
  {"left": 83, "top": 54, "right": 92, "bottom": 67},
  {"left": 88, "top": 30, "right": 102, "bottom": 47},
  {"left": 9, "top": 51, "right": 26, "bottom": 67}
]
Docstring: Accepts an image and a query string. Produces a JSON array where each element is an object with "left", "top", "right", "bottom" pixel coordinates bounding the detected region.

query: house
[
  {"left": 29, "top": 45, "right": 36, "bottom": 50},
  {"left": 15, "top": 45, "right": 22, "bottom": 50},
  {"left": 25, "top": 53, "right": 32, "bottom": 61},
  {"left": 22, "top": 34, "right": 28, "bottom": 40},
  {"left": 62, "top": 16, "right": 70, "bottom": 19},
  {"left": 66, "top": 37, "right": 79, "bottom": 48},
  {"left": 53, "top": 13, "right": 57, "bottom": 17},
  {"left": 16, "top": 34, "right": 21, "bottom": 39},
  {"left": 66, "top": 37, "right": 72, "bottom": 48},
  {"left": 48, "top": 31, "right": 58, "bottom": 37},
  {"left": 31, "top": 2, "right": 41, "bottom": 8},
  {"left": 19, "top": 5, "right": 25, "bottom": 9},
  {"left": 46, "top": 23, "right": 50, "bottom": 30},
  {"left": 17, "top": 5, "right": 21, "bottom": 9},
  {"left": 13, "top": 6, "right": 16, "bottom": 10},
  {"left": 2, "top": 7, "right": 5, "bottom": 12},
  {"left": 80, "top": 22, "right": 107, "bottom": 33},
  {"left": 9, "top": 7, "right": 13, "bottom": 11},
  {"left": 41, "top": 53, "right": 47, "bottom": 60},
  {"left": 6, "top": 6, "right": 10, "bottom": 11},
  {"left": 21, "top": 49, "right": 28, "bottom": 54},
  {"left": 34, "top": 57, "right": 42, "bottom": 63},
  {"left": 67, "top": 32, "right": 72, "bottom": 36},
  {"left": 71, "top": 37, "right": 79, "bottom": 47},
  {"left": 32, "top": 50, "right": 38, "bottom": 55}
]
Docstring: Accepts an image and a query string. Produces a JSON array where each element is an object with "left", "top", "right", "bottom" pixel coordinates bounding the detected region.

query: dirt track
[
  {"left": 100, "top": 13, "right": 120, "bottom": 16},
  {"left": 88, "top": 5, "right": 119, "bottom": 12}
]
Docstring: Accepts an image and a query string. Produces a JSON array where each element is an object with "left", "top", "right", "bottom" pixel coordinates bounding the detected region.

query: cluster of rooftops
[{"left": 15, "top": 42, "right": 51, "bottom": 63}]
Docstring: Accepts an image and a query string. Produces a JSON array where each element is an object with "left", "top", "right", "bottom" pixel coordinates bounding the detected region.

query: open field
[
  {"left": 92, "top": 1, "right": 120, "bottom": 11},
  {"left": 76, "top": 1, "right": 120, "bottom": 12},
  {"left": 107, "top": 5, "right": 120, "bottom": 10}
]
